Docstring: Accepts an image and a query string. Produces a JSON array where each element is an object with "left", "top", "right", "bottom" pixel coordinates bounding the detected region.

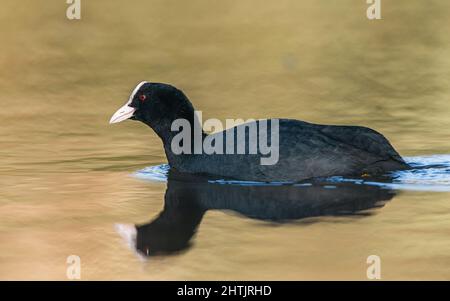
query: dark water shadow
[{"left": 117, "top": 171, "right": 397, "bottom": 257}]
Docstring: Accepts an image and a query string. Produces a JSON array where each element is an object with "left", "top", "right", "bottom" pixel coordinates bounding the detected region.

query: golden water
[{"left": 1, "top": 0, "right": 450, "bottom": 279}]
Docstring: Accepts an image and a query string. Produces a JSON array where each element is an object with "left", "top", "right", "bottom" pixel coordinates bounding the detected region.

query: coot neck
[{"left": 145, "top": 110, "right": 207, "bottom": 168}]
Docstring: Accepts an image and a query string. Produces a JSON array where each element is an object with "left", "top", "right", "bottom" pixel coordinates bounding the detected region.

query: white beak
[
  {"left": 115, "top": 223, "right": 137, "bottom": 249},
  {"left": 109, "top": 100, "right": 136, "bottom": 124}
]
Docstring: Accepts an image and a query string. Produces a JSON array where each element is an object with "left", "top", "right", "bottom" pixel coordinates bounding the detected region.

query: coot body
[{"left": 110, "top": 82, "right": 410, "bottom": 181}]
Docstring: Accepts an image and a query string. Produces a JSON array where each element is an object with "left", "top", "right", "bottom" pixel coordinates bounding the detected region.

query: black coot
[{"left": 110, "top": 82, "right": 410, "bottom": 181}]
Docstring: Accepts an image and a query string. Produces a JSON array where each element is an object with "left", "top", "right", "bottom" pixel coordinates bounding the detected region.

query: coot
[{"left": 110, "top": 82, "right": 410, "bottom": 181}]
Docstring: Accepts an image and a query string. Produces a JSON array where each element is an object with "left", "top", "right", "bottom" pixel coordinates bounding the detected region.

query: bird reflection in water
[{"left": 116, "top": 171, "right": 397, "bottom": 257}]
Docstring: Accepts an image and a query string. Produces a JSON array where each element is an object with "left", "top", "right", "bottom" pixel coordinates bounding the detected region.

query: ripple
[
  {"left": 134, "top": 164, "right": 170, "bottom": 182},
  {"left": 133, "top": 155, "right": 450, "bottom": 192}
]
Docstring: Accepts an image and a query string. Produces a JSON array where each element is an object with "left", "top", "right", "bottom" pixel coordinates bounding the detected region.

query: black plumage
[{"left": 111, "top": 82, "right": 410, "bottom": 181}]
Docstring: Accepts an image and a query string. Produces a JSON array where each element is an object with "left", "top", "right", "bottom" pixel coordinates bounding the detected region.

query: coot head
[{"left": 110, "top": 82, "right": 196, "bottom": 138}]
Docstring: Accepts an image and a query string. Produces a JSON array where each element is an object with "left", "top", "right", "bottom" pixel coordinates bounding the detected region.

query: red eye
[{"left": 139, "top": 94, "right": 147, "bottom": 102}]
